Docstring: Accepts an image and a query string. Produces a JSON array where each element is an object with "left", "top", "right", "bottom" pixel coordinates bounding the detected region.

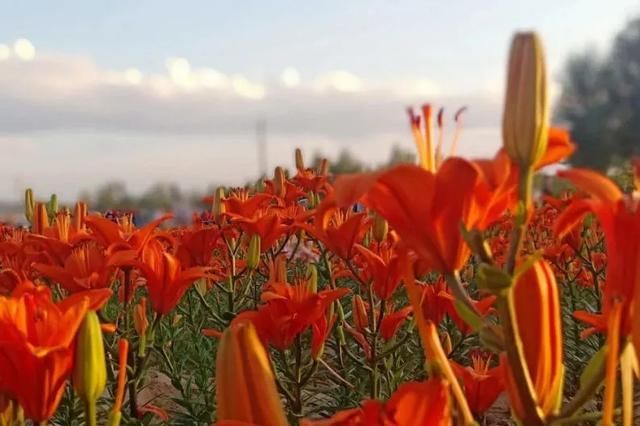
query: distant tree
[
  {"left": 557, "top": 17, "right": 640, "bottom": 169},
  {"left": 384, "top": 144, "right": 416, "bottom": 167},
  {"left": 329, "top": 149, "right": 365, "bottom": 174},
  {"left": 139, "top": 183, "right": 183, "bottom": 210},
  {"left": 92, "top": 182, "right": 132, "bottom": 211}
]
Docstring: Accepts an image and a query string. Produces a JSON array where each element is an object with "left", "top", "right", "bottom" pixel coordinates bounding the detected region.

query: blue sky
[{"left": 2, "top": 0, "right": 639, "bottom": 201}]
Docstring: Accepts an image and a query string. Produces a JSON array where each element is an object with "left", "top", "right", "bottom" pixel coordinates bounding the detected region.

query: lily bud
[
  {"left": 216, "top": 320, "right": 288, "bottom": 426},
  {"left": 306, "top": 264, "right": 318, "bottom": 293},
  {"left": 194, "top": 279, "right": 208, "bottom": 298},
  {"left": 502, "top": 32, "right": 549, "bottom": 169},
  {"left": 246, "top": 234, "right": 261, "bottom": 270},
  {"left": 73, "top": 201, "right": 88, "bottom": 232},
  {"left": 47, "top": 193, "right": 59, "bottom": 219},
  {"left": 318, "top": 158, "right": 329, "bottom": 176},
  {"left": 503, "top": 259, "right": 563, "bottom": 419},
  {"left": 213, "top": 187, "right": 226, "bottom": 217},
  {"left": 134, "top": 297, "right": 149, "bottom": 356},
  {"left": 440, "top": 331, "right": 453, "bottom": 356},
  {"left": 295, "top": 147, "right": 305, "bottom": 170},
  {"left": 352, "top": 295, "right": 369, "bottom": 333},
  {"left": 372, "top": 213, "right": 388, "bottom": 243},
  {"left": 273, "top": 166, "right": 286, "bottom": 198},
  {"left": 272, "top": 255, "right": 287, "bottom": 283},
  {"left": 73, "top": 311, "right": 107, "bottom": 425},
  {"left": 24, "top": 188, "right": 35, "bottom": 224},
  {"left": 33, "top": 203, "right": 49, "bottom": 235}
]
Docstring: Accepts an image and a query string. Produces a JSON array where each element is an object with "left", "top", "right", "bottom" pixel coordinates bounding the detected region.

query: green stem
[
  {"left": 498, "top": 166, "right": 544, "bottom": 426},
  {"left": 445, "top": 271, "right": 479, "bottom": 315},
  {"left": 551, "top": 408, "right": 621, "bottom": 425},
  {"left": 84, "top": 399, "right": 97, "bottom": 426},
  {"left": 367, "top": 285, "right": 379, "bottom": 399}
]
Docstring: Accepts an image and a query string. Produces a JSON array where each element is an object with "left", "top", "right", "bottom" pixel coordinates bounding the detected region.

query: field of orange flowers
[{"left": 1, "top": 31, "right": 638, "bottom": 426}]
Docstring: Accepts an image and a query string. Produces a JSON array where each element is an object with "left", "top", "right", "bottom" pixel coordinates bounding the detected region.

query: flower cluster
[{"left": 0, "top": 31, "right": 636, "bottom": 426}]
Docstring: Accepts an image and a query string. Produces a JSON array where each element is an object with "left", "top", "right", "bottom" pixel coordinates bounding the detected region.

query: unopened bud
[
  {"left": 73, "top": 311, "right": 107, "bottom": 422},
  {"left": 33, "top": 203, "right": 49, "bottom": 234},
  {"left": 246, "top": 234, "right": 261, "bottom": 270},
  {"left": 216, "top": 320, "right": 288, "bottom": 425},
  {"left": 502, "top": 32, "right": 549, "bottom": 169},
  {"left": 47, "top": 193, "right": 59, "bottom": 218},
  {"left": 295, "top": 148, "right": 305, "bottom": 170},
  {"left": 273, "top": 255, "right": 287, "bottom": 283},
  {"left": 306, "top": 264, "right": 318, "bottom": 293},
  {"left": 318, "top": 158, "right": 330, "bottom": 176},
  {"left": 372, "top": 213, "right": 388, "bottom": 243},
  {"left": 73, "top": 201, "right": 88, "bottom": 232},
  {"left": 133, "top": 297, "right": 149, "bottom": 357},
  {"left": 213, "top": 187, "right": 226, "bottom": 217},
  {"left": 24, "top": 188, "right": 35, "bottom": 224},
  {"left": 352, "top": 295, "right": 369, "bottom": 333},
  {"left": 194, "top": 279, "right": 209, "bottom": 298},
  {"left": 273, "top": 166, "right": 286, "bottom": 198},
  {"left": 440, "top": 331, "right": 453, "bottom": 356}
]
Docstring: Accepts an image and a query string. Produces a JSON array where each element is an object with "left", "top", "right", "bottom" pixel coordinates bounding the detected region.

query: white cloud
[
  {"left": 124, "top": 68, "right": 143, "bottom": 85},
  {"left": 314, "top": 70, "right": 363, "bottom": 92},
  {"left": 391, "top": 78, "right": 441, "bottom": 98},
  {"left": 14, "top": 38, "right": 35, "bottom": 61},
  {"left": 0, "top": 47, "right": 508, "bottom": 201},
  {"left": 0, "top": 44, "right": 10, "bottom": 61},
  {"left": 230, "top": 75, "right": 266, "bottom": 99},
  {"left": 166, "top": 57, "right": 192, "bottom": 87},
  {"left": 281, "top": 67, "right": 301, "bottom": 88},
  {"left": 196, "top": 68, "right": 229, "bottom": 89}
]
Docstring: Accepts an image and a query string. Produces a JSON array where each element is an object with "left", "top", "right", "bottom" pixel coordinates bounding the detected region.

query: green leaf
[
  {"left": 579, "top": 344, "right": 608, "bottom": 388},
  {"left": 477, "top": 264, "right": 513, "bottom": 293},
  {"left": 454, "top": 299, "right": 484, "bottom": 333}
]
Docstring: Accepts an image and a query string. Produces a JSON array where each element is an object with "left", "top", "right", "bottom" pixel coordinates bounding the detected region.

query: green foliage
[{"left": 558, "top": 17, "right": 640, "bottom": 169}]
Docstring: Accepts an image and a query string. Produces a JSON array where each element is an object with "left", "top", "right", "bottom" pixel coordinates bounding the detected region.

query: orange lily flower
[
  {"left": 84, "top": 212, "right": 173, "bottom": 255},
  {"left": 450, "top": 351, "right": 504, "bottom": 416},
  {"left": 232, "top": 211, "right": 289, "bottom": 252},
  {"left": 306, "top": 203, "right": 369, "bottom": 260},
  {"left": 219, "top": 189, "right": 274, "bottom": 220},
  {"left": 333, "top": 125, "right": 574, "bottom": 274},
  {"left": 333, "top": 156, "right": 509, "bottom": 274},
  {"left": 302, "top": 379, "right": 451, "bottom": 426},
  {"left": 125, "top": 242, "right": 219, "bottom": 315},
  {"left": 556, "top": 167, "right": 640, "bottom": 351},
  {"left": 33, "top": 243, "right": 116, "bottom": 293},
  {"left": 27, "top": 208, "right": 93, "bottom": 267},
  {"left": 175, "top": 226, "right": 222, "bottom": 268},
  {"left": 238, "top": 280, "right": 349, "bottom": 350},
  {"left": 355, "top": 244, "right": 403, "bottom": 301},
  {"left": 501, "top": 259, "right": 563, "bottom": 419},
  {"left": 0, "top": 228, "right": 35, "bottom": 293},
  {"left": 264, "top": 166, "right": 307, "bottom": 206},
  {"left": 311, "top": 313, "right": 337, "bottom": 360},
  {"left": 379, "top": 305, "right": 413, "bottom": 341},
  {"left": 0, "top": 291, "right": 89, "bottom": 422},
  {"left": 420, "top": 278, "right": 451, "bottom": 326}
]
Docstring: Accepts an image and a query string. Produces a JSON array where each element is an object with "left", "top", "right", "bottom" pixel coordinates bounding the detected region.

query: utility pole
[{"left": 256, "top": 118, "right": 267, "bottom": 178}]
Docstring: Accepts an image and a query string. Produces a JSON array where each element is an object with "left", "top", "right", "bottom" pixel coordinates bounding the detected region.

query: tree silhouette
[{"left": 557, "top": 17, "right": 640, "bottom": 169}]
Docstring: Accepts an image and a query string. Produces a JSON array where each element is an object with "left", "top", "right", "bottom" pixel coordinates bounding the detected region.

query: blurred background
[{"left": 2, "top": 0, "right": 640, "bottom": 222}]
